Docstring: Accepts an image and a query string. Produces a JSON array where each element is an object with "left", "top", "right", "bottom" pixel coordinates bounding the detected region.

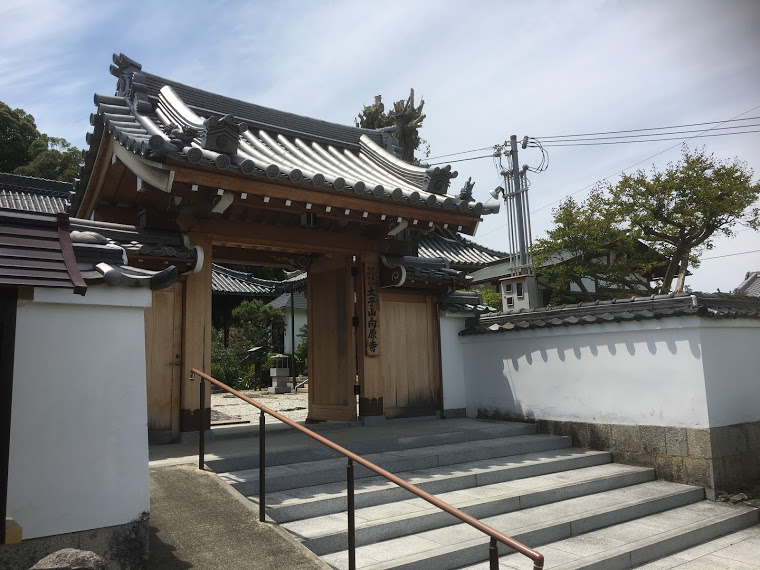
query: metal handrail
[{"left": 191, "top": 368, "right": 544, "bottom": 570}]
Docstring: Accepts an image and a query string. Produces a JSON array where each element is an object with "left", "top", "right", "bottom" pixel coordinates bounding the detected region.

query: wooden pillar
[
  {"left": 357, "top": 256, "right": 384, "bottom": 417},
  {"left": 180, "top": 233, "right": 212, "bottom": 432}
]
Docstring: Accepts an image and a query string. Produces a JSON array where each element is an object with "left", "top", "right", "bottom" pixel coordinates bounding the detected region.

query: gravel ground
[{"left": 211, "top": 389, "right": 309, "bottom": 425}]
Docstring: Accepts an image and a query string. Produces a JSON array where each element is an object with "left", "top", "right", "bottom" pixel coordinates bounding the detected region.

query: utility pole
[{"left": 509, "top": 135, "right": 527, "bottom": 268}]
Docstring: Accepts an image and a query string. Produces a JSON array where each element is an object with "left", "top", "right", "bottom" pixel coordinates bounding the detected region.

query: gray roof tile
[
  {"left": 417, "top": 227, "right": 507, "bottom": 270},
  {"left": 0, "top": 173, "right": 71, "bottom": 214},
  {"left": 73, "top": 54, "right": 500, "bottom": 222},
  {"left": 460, "top": 292, "right": 760, "bottom": 335}
]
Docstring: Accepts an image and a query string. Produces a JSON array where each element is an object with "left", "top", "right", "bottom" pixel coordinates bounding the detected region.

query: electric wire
[
  {"left": 534, "top": 116, "right": 760, "bottom": 139},
  {"left": 700, "top": 249, "right": 760, "bottom": 261},
  {"left": 536, "top": 128, "right": 760, "bottom": 147}
]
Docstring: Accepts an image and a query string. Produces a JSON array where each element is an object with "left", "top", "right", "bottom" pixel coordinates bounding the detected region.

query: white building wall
[
  {"left": 439, "top": 312, "right": 468, "bottom": 412},
  {"left": 8, "top": 287, "right": 152, "bottom": 539},
  {"left": 284, "top": 308, "right": 308, "bottom": 354},
  {"left": 461, "top": 317, "right": 716, "bottom": 428},
  {"left": 698, "top": 321, "right": 760, "bottom": 427}
]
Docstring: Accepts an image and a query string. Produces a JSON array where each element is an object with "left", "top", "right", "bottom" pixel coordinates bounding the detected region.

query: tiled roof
[
  {"left": 268, "top": 291, "right": 308, "bottom": 311},
  {"left": 381, "top": 255, "right": 469, "bottom": 287},
  {"left": 736, "top": 271, "right": 760, "bottom": 297},
  {"left": 460, "top": 292, "right": 760, "bottom": 335},
  {"left": 211, "top": 264, "right": 280, "bottom": 296},
  {"left": 0, "top": 208, "right": 86, "bottom": 294},
  {"left": 440, "top": 290, "right": 497, "bottom": 315},
  {"left": 417, "top": 227, "right": 507, "bottom": 270},
  {"left": 73, "top": 54, "right": 499, "bottom": 221},
  {"left": 69, "top": 218, "right": 199, "bottom": 272},
  {"left": 0, "top": 173, "right": 71, "bottom": 214}
]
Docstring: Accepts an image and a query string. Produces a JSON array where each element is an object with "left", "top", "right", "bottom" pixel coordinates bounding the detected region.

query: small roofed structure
[{"left": 736, "top": 271, "right": 760, "bottom": 296}]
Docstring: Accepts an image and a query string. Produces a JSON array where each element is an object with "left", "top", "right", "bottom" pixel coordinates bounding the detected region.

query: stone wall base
[
  {"left": 477, "top": 409, "right": 760, "bottom": 494},
  {"left": 0, "top": 515, "right": 149, "bottom": 570}
]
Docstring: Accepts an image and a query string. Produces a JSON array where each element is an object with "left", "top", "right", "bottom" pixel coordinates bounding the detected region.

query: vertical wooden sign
[{"left": 364, "top": 261, "right": 380, "bottom": 356}]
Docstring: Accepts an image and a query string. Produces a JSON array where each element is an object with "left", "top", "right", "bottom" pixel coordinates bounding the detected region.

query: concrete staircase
[{"left": 211, "top": 419, "right": 758, "bottom": 569}]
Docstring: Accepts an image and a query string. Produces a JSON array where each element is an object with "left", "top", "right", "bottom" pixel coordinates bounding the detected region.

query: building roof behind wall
[
  {"left": 0, "top": 173, "right": 72, "bottom": 214},
  {"left": 417, "top": 227, "right": 507, "bottom": 271},
  {"left": 268, "top": 291, "right": 308, "bottom": 311},
  {"left": 736, "top": 271, "right": 760, "bottom": 296},
  {"left": 460, "top": 292, "right": 760, "bottom": 335}
]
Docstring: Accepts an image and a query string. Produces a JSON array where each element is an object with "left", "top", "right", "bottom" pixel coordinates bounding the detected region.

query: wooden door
[
  {"left": 381, "top": 291, "right": 440, "bottom": 418},
  {"left": 307, "top": 257, "right": 356, "bottom": 421},
  {"left": 144, "top": 282, "right": 183, "bottom": 440}
]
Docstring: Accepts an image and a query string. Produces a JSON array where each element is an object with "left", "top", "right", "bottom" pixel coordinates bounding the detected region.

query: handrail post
[
  {"left": 259, "top": 410, "right": 265, "bottom": 522},
  {"left": 347, "top": 458, "right": 356, "bottom": 570},
  {"left": 489, "top": 537, "right": 498, "bottom": 569},
  {"left": 198, "top": 373, "right": 205, "bottom": 471}
]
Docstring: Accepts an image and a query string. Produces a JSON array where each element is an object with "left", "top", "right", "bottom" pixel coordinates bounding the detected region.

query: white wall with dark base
[
  {"left": 8, "top": 286, "right": 152, "bottom": 539},
  {"left": 459, "top": 317, "right": 760, "bottom": 429},
  {"left": 439, "top": 311, "right": 468, "bottom": 414}
]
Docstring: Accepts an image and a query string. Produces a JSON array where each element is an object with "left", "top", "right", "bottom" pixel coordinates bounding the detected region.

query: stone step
[
  {"left": 265, "top": 448, "right": 612, "bottom": 523},
  {"left": 320, "top": 481, "right": 707, "bottom": 569},
  {"left": 293, "top": 463, "right": 655, "bottom": 556},
  {"left": 632, "top": 523, "right": 760, "bottom": 569},
  {"left": 221, "top": 433, "right": 572, "bottom": 494},
  {"left": 466, "top": 502, "right": 759, "bottom": 570},
  {"left": 208, "top": 420, "right": 538, "bottom": 473}
]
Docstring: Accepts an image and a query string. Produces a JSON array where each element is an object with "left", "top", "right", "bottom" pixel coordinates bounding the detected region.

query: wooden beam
[
  {"left": 112, "top": 143, "right": 174, "bottom": 193},
  {"left": 191, "top": 218, "right": 384, "bottom": 255},
  {"left": 78, "top": 136, "right": 114, "bottom": 219},
  {"left": 212, "top": 246, "right": 315, "bottom": 269},
  {"left": 169, "top": 164, "right": 481, "bottom": 231}
]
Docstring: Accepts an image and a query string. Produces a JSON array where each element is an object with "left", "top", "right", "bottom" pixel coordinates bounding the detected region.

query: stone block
[
  {"left": 655, "top": 455, "right": 685, "bottom": 483},
  {"left": 535, "top": 419, "right": 550, "bottom": 435},
  {"left": 611, "top": 451, "right": 655, "bottom": 468},
  {"left": 683, "top": 456, "right": 716, "bottom": 489},
  {"left": 686, "top": 428, "right": 712, "bottom": 459},
  {"left": 740, "top": 450, "right": 760, "bottom": 482},
  {"left": 610, "top": 424, "right": 643, "bottom": 454},
  {"left": 740, "top": 420, "right": 760, "bottom": 451},
  {"left": 589, "top": 423, "right": 612, "bottom": 450},
  {"left": 710, "top": 424, "right": 747, "bottom": 458},
  {"left": 665, "top": 427, "right": 688, "bottom": 456},
  {"left": 567, "top": 421, "right": 591, "bottom": 448},
  {"left": 30, "top": 549, "right": 106, "bottom": 570},
  {"left": 640, "top": 425, "right": 666, "bottom": 455},
  {"left": 715, "top": 454, "right": 744, "bottom": 490}
]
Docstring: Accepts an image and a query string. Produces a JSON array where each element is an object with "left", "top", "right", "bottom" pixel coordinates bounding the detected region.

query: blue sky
[{"left": 2, "top": 0, "right": 759, "bottom": 292}]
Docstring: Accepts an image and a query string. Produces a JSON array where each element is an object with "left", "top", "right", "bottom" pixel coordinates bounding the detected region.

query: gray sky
[{"left": 2, "top": 0, "right": 758, "bottom": 292}]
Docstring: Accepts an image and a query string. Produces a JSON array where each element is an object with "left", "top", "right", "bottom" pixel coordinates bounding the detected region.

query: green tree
[
  {"left": 532, "top": 189, "right": 661, "bottom": 303},
  {"left": 356, "top": 89, "right": 428, "bottom": 164},
  {"left": 610, "top": 147, "right": 759, "bottom": 293},
  {"left": 532, "top": 147, "right": 760, "bottom": 299},
  {"left": 0, "top": 100, "right": 81, "bottom": 181},
  {"left": 14, "top": 136, "right": 80, "bottom": 181},
  {"left": 0, "top": 101, "right": 41, "bottom": 173}
]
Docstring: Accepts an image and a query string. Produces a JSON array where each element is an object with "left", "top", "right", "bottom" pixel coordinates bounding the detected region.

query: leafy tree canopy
[
  {"left": 532, "top": 147, "right": 759, "bottom": 301},
  {"left": 356, "top": 89, "right": 428, "bottom": 164},
  {"left": 0, "top": 101, "right": 80, "bottom": 181}
]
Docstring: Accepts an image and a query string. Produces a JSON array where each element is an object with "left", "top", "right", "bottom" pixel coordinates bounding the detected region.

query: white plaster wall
[
  {"left": 699, "top": 321, "right": 760, "bottom": 427},
  {"left": 439, "top": 312, "right": 468, "bottom": 411},
  {"left": 284, "top": 308, "right": 308, "bottom": 354},
  {"left": 461, "top": 317, "right": 713, "bottom": 428},
  {"left": 8, "top": 287, "right": 152, "bottom": 539}
]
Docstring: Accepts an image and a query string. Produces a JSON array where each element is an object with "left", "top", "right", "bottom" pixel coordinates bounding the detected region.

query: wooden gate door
[
  {"left": 381, "top": 291, "right": 440, "bottom": 418},
  {"left": 307, "top": 256, "right": 357, "bottom": 421},
  {"left": 144, "top": 282, "right": 183, "bottom": 441}
]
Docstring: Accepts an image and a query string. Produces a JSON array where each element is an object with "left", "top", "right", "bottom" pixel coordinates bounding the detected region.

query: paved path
[{"left": 149, "top": 464, "right": 328, "bottom": 570}]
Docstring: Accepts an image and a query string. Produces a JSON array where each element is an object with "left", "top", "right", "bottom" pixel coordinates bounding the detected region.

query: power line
[
  {"left": 531, "top": 103, "right": 760, "bottom": 214},
  {"left": 533, "top": 123, "right": 760, "bottom": 144},
  {"left": 475, "top": 103, "right": 760, "bottom": 242},
  {"left": 428, "top": 153, "right": 495, "bottom": 166},
  {"left": 534, "top": 116, "right": 760, "bottom": 139},
  {"left": 425, "top": 146, "right": 495, "bottom": 162},
  {"left": 700, "top": 249, "right": 760, "bottom": 261},
  {"left": 537, "top": 128, "right": 760, "bottom": 147}
]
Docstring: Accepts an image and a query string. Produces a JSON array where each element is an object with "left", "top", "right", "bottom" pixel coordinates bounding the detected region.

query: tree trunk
[
  {"left": 659, "top": 250, "right": 684, "bottom": 294},
  {"left": 674, "top": 255, "right": 689, "bottom": 292}
]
